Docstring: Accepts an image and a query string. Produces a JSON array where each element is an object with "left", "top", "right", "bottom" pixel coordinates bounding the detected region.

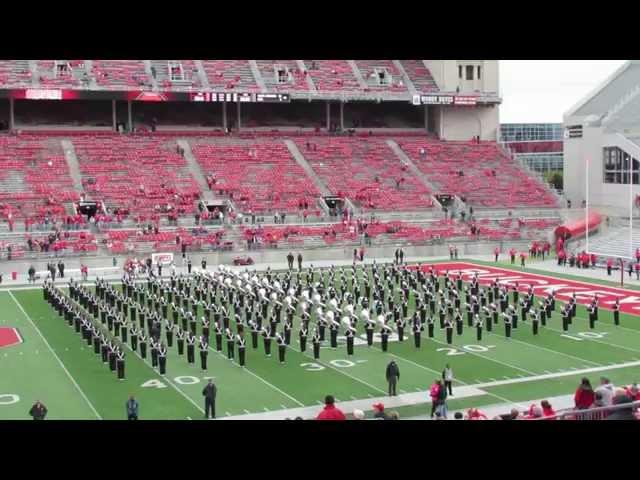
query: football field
[{"left": 2, "top": 260, "right": 640, "bottom": 420}]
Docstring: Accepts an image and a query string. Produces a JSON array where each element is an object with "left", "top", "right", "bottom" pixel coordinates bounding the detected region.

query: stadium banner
[
  {"left": 152, "top": 253, "right": 174, "bottom": 266},
  {"left": 0, "top": 88, "right": 290, "bottom": 103},
  {"left": 417, "top": 262, "right": 640, "bottom": 315},
  {"left": 453, "top": 96, "right": 478, "bottom": 106}
]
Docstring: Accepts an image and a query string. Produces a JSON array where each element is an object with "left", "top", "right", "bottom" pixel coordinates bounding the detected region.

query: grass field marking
[
  {"left": 8, "top": 290, "right": 103, "bottom": 420},
  {"left": 544, "top": 323, "right": 640, "bottom": 356},
  {"left": 427, "top": 335, "right": 539, "bottom": 377},
  {"left": 385, "top": 350, "right": 468, "bottom": 385},
  {"left": 287, "top": 342, "right": 388, "bottom": 396},
  {"left": 244, "top": 409, "right": 250, "bottom": 414},
  {"left": 208, "top": 346, "right": 305, "bottom": 407},
  {"left": 484, "top": 330, "right": 602, "bottom": 367},
  {"left": 472, "top": 359, "right": 640, "bottom": 389}
]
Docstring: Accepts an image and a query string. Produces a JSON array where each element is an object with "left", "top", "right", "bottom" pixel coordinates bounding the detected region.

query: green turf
[{"left": 2, "top": 261, "right": 640, "bottom": 420}]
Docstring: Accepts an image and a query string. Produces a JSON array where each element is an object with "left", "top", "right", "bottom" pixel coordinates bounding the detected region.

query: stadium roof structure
[{"left": 564, "top": 60, "right": 640, "bottom": 121}]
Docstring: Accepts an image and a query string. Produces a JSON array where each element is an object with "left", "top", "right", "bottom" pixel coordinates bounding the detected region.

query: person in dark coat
[
  {"left": 126, "top": 395, "right": 139, "bottom": 420},
  {"left": 297, "top": 253, "right": 303, "bottom": 271},
  {"left": 29, "top": 400, "right": 48, "bottom": 420},
  {"left": 385, "top": 360, "right": 400, "bottom": 396},
  {"left": 202, "top": 379, "right": 217, "bottom": 419}
]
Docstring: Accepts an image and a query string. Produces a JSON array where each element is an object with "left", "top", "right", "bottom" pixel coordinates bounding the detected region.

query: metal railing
[{"left": 531, "top": 400, "right": 640, "bottom": 420}]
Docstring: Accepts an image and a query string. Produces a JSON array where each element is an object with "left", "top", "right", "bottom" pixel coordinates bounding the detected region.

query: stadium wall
[{"left": 440, "top": 104, "right": 499, "bottom": 141}]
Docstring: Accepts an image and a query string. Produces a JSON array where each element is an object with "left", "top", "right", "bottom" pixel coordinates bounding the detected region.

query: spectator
[
  {"left": 316, "top": 395, "right": 346, "bottom": 420},
  {"left": 524, "top": 405, "right": 543, "bottom": 419},
  {"left": 540, "top": 400, "right": 556, "bottom": 418},
  {"left": 496, "top": 408, "right": 521, "bottom": 420},
  {"left": 465, "top": 408, "right": 488, "bottom": 420},
  {"left": 625, "top": 383, "right": 640, "bottom": 401},
  {"left": 352, "top": 409, "right": 365, "bottom": 420},
  {"left": 126, "top": 395, "right": 139, "bottom": 420},
  {"left": 595, "top": 377, "right": 615, "bottom": 406},
  {"left": 606, "top": 389, "right": 636, "bottom": 420},
  {"left": 372, "top": 402, "right": 389, "bottom": 420},
  {"left": 574, "top": 377, "right": 595, "bottom": 410},
  {"left": 29, "top": 400, "right": 48, "bottom": 420},
  {"left": 429, "top": 379, "right": 441, "bottom": 418}
]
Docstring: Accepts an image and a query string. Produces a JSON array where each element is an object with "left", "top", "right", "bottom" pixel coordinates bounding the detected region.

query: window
[
  {"left": 603, "top": 147, "right": 640, "bottom": 184},
  {"left": 477, "top": 66, "right": 482, "bottom": 79},
  {"left": 466, "top": 65, "right": 474, "bottom": 80},
  {"left": 458, "top": 65, "right": 462, "bottom": 79}
]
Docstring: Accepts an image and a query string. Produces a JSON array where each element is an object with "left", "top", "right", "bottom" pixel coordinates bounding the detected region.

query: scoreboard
[{"left": 189, "top": 92, "right": 290, "bottom": 103}]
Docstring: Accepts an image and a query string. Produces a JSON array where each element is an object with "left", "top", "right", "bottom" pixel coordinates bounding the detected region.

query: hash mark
[
  {"left": 225, "top": 412, "right": 231, "bottom": 416},
  {"left": 489, "top": 378, "right": 497, "bottom": 381},
  {"left": 264, "top": 407, "right": 270, "bottom": 412},
  {"left": 544, "top": 370, "right": 552, "bottom": 374},
  {"left": 502, "top": 376, "right": 510, "bottom": 379},
  {"left": 281, "top": 404, "right": 287, "bottom": 409},
  {"left": 244, "top": 409, "right": 251, "bottom": 414}
]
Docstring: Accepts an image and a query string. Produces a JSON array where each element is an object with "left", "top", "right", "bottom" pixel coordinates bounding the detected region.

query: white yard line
[{"left": 9, "top": 290, "right": 103, "bottom": 420}]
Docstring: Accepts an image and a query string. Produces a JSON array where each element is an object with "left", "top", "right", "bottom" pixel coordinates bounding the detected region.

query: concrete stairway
[
  {"left": 61, "top": 139, "right": 84, "bottom": 194},
  {"left": 144, "top": 60, "right": 159, "bottom": 90},
  {"left": 283, "top": 139, "right": 331, "bottom": 196},
  {"left": 297, "top": 60, "right": 317, "bottom": 93},
  {"left": 248, "top": 60, "right": 267, "bottom": 92},
  {"left": 393, "top": 60, "right": 418, "bottom": 96},
  {"left": 347, "top": 60, "right": 368, "bottom": 89},
  {"left": 194, "top": 60, "right": 210, "bottom": 89},
  {"left": 176, "top": 139, "right": 225, "bottom": 205},
  {"left": 385, "top": 139, "right": 441, "bottom": 209}
]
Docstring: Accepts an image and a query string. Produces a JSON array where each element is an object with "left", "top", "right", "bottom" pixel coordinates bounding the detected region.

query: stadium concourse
[{"left": 2, "top": 253, "right": 640, "bottom": 421}]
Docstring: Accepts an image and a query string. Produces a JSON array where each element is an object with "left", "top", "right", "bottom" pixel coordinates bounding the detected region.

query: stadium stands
[
  {"left": 354, "top": 60, "right": 408, "bottom": 93},
  {"left": 0, "top": 135, "right": 78, "bottom": 227},
  {"left": 0, "top": 60, "right": 32, "bottom": 87},
  {"left": 397, "top": 139, "right": 559, "bottom": 208},
  {"left": 302, "top": 60, "right": 361, "bottom": 92},
  {"left": 36, "top": 60, "right": 90, "bottom": 89},
  {"left": 294, "top": 137, "right": 434, "bottom": 211},
  {"left": 191, "top": 138, "right": 321, "bottom": 215},
  {"left": 201, "top": 60, "right": 259, "bottom": 91},
  {"left": 91, "top": 60, "right": 151, "bottom": 90},
  {"left": 255, "top": 60, "right": 310, "bottom": 92},
  {"left": 72, "top": 135, "right": 200, "bottom": 222},
  {"left": 398, "top": 60, "right": 439, "bottom": 92}
]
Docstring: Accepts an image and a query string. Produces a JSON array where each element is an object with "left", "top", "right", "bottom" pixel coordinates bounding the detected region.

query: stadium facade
[{"left": 564, "top": 60, "right": 640, "bottom": 214}]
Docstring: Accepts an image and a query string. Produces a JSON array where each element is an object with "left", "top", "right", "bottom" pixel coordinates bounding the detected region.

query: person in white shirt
[
  {"left": 442, "top": 364, "right": 454, "bottom": 396},
  {"left": 594, "top": 377, "right": 615, "bottom": 406}
]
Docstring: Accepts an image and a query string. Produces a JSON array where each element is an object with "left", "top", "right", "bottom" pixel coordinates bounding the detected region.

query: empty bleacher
[
  {"left": 294, "top": 137, "right": 434, "bottom": 211},
  {"left": 398, "top": 60, "right": 439, "bottom": 92},
  {"left": 72, "top": 135, "right": 200, "bottom": 222},
  {"left": 200, "top": 60, "right": 259, "bottom": 91},
  {"left": 302, "top": 60, "right": 361, "bottom": 92},
  {"left": 91, "top": 60, "right": 151, "bottom": 90},
  {"left": 354, "top": 60, "right": 408, "bottom": 93},
  {"left": 255, "top": 60, "right": 310, "bottom": 92},
  {"left": 397, "top": 139, "right": 559, "bottom": 209},
  {"left": 0, "top": 135, "right": 77, "bottom": 224},
  {"left": 585, "top": 226, "right": 640, "bottom": 258},
  {"left": 190, "top": 137, "right": 320, "bottom": 215}
]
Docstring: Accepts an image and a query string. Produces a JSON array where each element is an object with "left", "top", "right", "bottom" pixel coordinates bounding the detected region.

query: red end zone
[
  {"left": 0, "top": 327, "right": 23, "bottom": 349},
  {"left": 412, "top": 262, "right": 640, "bottom": 316}
]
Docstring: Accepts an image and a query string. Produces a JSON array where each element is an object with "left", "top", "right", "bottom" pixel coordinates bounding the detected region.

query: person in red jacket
[
  {"left": 590, "top": 253, "right": 597, "bottom": 268},
  {"left": 574, "top": 377, "right": 595, "bottom": 410},
  {"left": 465, "top": 408, "right": 488, "bottom": 420},
  {"left": 606, "top": 258, "right": 613, "bottom": 276},
  {"left": 541, "top": 400, "right": 556, "bottom": 418},
  {"left": 316, "top": 395, "right": 346, "bottom": 420}
]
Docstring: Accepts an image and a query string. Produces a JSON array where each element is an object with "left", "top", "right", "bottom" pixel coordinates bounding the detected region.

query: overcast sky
[{"left": 499, "top": 60, "right": 627, "bottom": 124}]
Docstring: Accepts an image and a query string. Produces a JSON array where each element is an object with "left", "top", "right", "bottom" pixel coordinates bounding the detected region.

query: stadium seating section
[
  {"left": 92, "top": 60, "right": 150, "bottom": 89},
  {"left": 302, "top": 60, "right": 361, "bottom": 92},
  {"left": 73, "top": 135, "right": 200, "bottom": 222},
  {"left": 398, "top": 60, "right": 439, "bottom": 92},
  {"left": 294, "top": 137, "right": 434, "bottom": 211},
  {"left": 191, "top": 138, "right": 320, "bottom": 214},
  {"left": 397, "top": 139, "right": 559, "bottom": 208},
  {"left": 201, "top": 60, "right": 259, "bottom": 92}
]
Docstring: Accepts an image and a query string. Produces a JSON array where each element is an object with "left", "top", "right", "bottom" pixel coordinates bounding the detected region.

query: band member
[
  {"left": 329, "top": 318, "right": 339, "bottom": 349},
  {"left": 262, "top": 326, "right": 273, "bottom": 357},
  {"left": 588, "top": 303, "right": 596, "bottom": 329},
  {"left": 475, "top": 314, "right": 483, "bottom": 341},
  {"left": 365, "top": 317, "right": 376, "bottom": 346},
  {"left": 613, "top": 298, "right": 620, "bottom": 326},
  {"left": 139, "top": 332, "right": 148, "bottom": 359},
  {"left": 531, "top": 308, "right": 540, "bottom": 335},
  {"left": 380, "top": 321, "right": 392, "bottom": 352},
  {"left": 176, "top": 327, "right": 185, "bottom": 355},
  {"left": 276, "top": 332, "right": 286, "bottom": 364},
  {"left": 562, "top": 305, "right": 570, "bottom": 332},
  {"left": 158, "top": 343, "right": 167, "bottom": 375},
  {"left": 413, "top": 320, "right": 424, "bottom": 348},
  {"left": 100, "top": 335, "right": 109, "bottom": 363},
  {"left": 237, "top": 334, "right": 246, "bottom": 367},
  {"left": 214, "top": 322, "right": 223, "bottom": 352},
  {"left": 445, "top": 319, "right": 454, "bottom": 345},
  {"left": 108, "top": 343, "right": 117, "bottom": 371},
  {"left": 427, "top": 315, "right": 435, "bottom": 338},
  {"left": 299, "top": 326, "right": 308, "bottom": 353},
  {"left": 312, "top": 328, "right": 321, "bottom": 359},
  {"left": 186, "top": 332, "right": 196, "bottom": 364},
  {"left": 116, "top": 349, "right": 125, "bottom": 380},
  {"left": 150, "top": 339, "right": 159, "bottom": 368},
  {"left": 189, "top": 312, "right": 197, "bottom": 335},
  {"left": 199, "top": 336, "right": 209, "bottom": 371},
  {"left": 344, "top": 319, "right": 357, "bottom": 356},
  {"left": 455, "top": 310, "right": 464, "bottom": 336},
  {"left": 396, "top": 317, "right": 406, "bottom": 342},
  {"left": 226, "top": 328, "right": 235, "bottom": 360},
  {"left": 201, "top": 317, "right": 210, "bottom": 341},
  {"left": 249, "top": 320, "right": 259, "bottom": 349},
  {"left": 93, "top": 326, "right": 102, "bottom": 354},
  {"left": 503, "top": 312, "right": 512, "bottom": 339},
  {"left": 284, "top": 320, "right": 292, "bottom": 346}
]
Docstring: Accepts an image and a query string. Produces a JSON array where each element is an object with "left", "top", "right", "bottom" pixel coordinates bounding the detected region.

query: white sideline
[
  {"left": 8, "top": 290, "right": 103, "bottom": 420},
  {"left": 220, "top": 360, "right": 640, "bottom": 420}
]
